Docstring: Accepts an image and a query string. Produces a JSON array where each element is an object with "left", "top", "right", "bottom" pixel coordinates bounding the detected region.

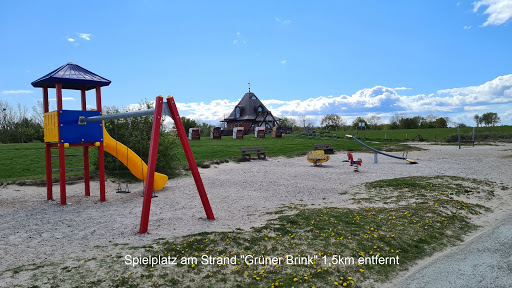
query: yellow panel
[{"left": 44, "top": 111, "right": 59, "bottom": 142}]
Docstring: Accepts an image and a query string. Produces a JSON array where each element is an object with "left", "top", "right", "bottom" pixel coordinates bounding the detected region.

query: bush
[
  {"left": 444, "top": 131, "right": 512, "bottom": 143},
  {"left": 91, "top": 102, "right": 181, "bottom": 180}
]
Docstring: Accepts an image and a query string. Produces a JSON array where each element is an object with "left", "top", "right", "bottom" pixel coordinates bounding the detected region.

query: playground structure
[
  {"left": 345, "top": 134, "right": 418, "bottom": 164},
  {"left": 32, "top": 63, "right": 215, "bottom": 233},
  {"left": 347, "top": 152, "right": 362, "bottom": 172},
  {"left": 307, "top": 150, "right": 330, "bottom": 165}
]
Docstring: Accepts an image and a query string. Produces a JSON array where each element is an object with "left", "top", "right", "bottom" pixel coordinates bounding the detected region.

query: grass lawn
[
  {"left": 0, "top": 135, "right": 413, "bottom": 183},
  {"left": 312, "top": 125, "right": 512, "bottom": 141},
  {"left": 5, "top": 176, "right": 502, "bottom": 287},
  {"left": 0, "top": 143, "right": 94, "bottom": 183},
  {"left": 1, "top": 125, "right": 510, "bottom": 183}
]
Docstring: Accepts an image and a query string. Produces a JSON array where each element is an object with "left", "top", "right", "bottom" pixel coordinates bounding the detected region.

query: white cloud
[
  {"left": 275, "top": 17, "right": 292, "bottom": 24},
  {"left": 1, "top": 90, "right": 34, "bottom": 94},
  {"left": 437, "top": 74, "right": 512, "bottom": 104},
  {"left": 464, "top": 105, "right": 487, "bottom": 111},
  {"left": 158, "top": 74, "right": 512, "bottom": 126},
  {"left": 78, "top": 33, "right": 92, "bottom": 40},
  {"left": 67, "top": 38, "right": 75, "bottom": 42},
  {"left": 281, "top": 59, "right": 287, "bottom": 64},
  {"left": 473, "top": 0, "right": 512, "bottom": 26},
  {"left": 175, "top": 99, "right": 238, "bottom": 122},
  {"left": 233, "top": 32, "right": 247, "bottom": 46},
  {"left": 393, "top": 87, "right": 411, "bottom": 90},
  {"left": 262, "top": 99, "right": 288, "bottom": 105},
  {"left": 464, "top": 25, "right": 472, "bottom": 30}
]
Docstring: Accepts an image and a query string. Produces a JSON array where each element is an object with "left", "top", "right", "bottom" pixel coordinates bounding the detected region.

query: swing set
[{"left": 32, "top": 63, "right": 215, "bottom": 234}]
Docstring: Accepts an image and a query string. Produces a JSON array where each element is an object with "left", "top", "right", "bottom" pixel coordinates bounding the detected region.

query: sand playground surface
[{"left": 1, "top": 142, "right": 512, "bottom": 283}]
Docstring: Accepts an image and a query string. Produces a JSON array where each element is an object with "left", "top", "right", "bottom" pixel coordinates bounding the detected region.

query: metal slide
[{"left": 345, "top": 135, "right": 417, "bottom": 164}]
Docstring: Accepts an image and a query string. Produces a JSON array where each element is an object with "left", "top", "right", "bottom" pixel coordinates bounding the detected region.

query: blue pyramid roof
[{"left": 31, "top": 62, "right": 111, "bottom": 91}]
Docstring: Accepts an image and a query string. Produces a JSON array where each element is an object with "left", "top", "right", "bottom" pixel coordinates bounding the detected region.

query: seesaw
[{"left": 345, "top": 135, "right": 418, "bottom": 164}]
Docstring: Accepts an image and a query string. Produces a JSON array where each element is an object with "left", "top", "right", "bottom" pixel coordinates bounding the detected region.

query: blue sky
[{"left": 1, "top": 0, "right": 511, "bottom": 126}]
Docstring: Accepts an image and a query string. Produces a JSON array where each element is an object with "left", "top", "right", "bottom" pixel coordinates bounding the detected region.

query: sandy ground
[{"left": 1, "top": 143, "right": 511, "bottom": 283}]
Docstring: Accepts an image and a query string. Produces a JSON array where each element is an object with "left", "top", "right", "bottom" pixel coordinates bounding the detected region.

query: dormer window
[
  {"left": 257, "top": 106, "right": 263, "bottom": 113},
  {"left": 235, "top": 106, "right": 241, "bottom": 119},
  {"left": 251, "top": 95, "right": 256, "bottom": 99}
]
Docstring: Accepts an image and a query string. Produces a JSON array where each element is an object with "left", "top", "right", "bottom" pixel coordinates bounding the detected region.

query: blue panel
[{"left": 58, "top": 110, "right": 103, "bottom": 143}]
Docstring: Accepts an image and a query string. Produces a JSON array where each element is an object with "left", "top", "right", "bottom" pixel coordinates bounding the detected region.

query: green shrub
[{"left": 91, "top": 101, "right": 181, "bottom": 180}]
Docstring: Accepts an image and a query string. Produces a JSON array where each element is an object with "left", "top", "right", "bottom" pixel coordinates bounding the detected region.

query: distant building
[{"left": 222, "top": 89, "right": 280, "bottom": 132}]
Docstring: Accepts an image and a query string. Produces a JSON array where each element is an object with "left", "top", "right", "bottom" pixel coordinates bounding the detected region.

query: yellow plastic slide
[{"left": 102, "top": 126, "right": 168, "bottom": 190}]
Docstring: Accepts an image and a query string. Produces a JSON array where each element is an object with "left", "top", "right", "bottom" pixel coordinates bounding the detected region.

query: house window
[
  {"left": 235, "top": 106, "right": 241, "bottom": 119},
  {"left": 251, "top": 95, "right": 256, "bottom": 99},
  {"left": 257, "top": 106, "right": 263, "bottom": 113}
]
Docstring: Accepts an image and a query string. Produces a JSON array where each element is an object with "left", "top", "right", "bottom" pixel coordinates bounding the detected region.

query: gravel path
[
  {"left": 389, "top": 213, "right": 512, "bottom": 288},
  {"left": 1, "top": 142, "right": 511, "bottom": 285}
]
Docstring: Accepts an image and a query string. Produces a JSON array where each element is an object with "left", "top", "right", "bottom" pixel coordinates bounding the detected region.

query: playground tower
[{"left": 31, "top": 63, "right": 111, "bottom": 205}]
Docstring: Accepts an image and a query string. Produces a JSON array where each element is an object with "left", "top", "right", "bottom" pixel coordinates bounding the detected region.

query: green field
[
  {"left": 0, "top": 126, "right": 510, "bottom": 183},
  {"left": 311, "top": 126, "right": 512, "bottom": 141},
  {"left": 0, "top": 136, "right": 396, "bottom": 183},
  {"left": 0, "top": 144, "right": 91, "bottom": 183}
]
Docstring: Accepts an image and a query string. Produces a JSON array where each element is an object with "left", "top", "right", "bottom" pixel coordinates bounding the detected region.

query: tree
[
  {"left": 320, "top": 114, "right": 345, "bottom": 130},
  {"left": 473, "top": 114, "right": 482, "bottom": 127},
  {"left": 389, "top": 114, "right": 406, "bottom": 129},
  {"left": 0, "top": 100, "right": 43, "bottom": 143},
  {"left": 434, "top": 117, "right": 448, "bottom": 128},
  {"left": 32, "top": 99, "right": 44, "bottom": 125},
  {"left": 197, "top": 121, "right": 214, "bottom": 137},
  {"left": 299, "top": 114, "right": 314, "bottom": 131},
  {"left": 365, "top": 114, "right": 381, "bottom": 130},
  {"left": 175, "top": 117, "right": 199, "bottom": 133},
  {"left": 279, "top": 117, "right": 298, "bottom": 129},
  {"left": 351, "top": 117, "right": 368, "bottom": 130},
  {"left": 398, "top": 116, "right": 420, "bottom": 129},
  {"left": 481, "top": 112, "right": 500, "bottom": 127},
  {"left": 97, "top": 99, "right": 181, "bottom": 178}
]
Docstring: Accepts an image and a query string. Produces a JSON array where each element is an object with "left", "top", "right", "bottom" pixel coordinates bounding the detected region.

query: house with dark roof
[{"left": 221, "top": 89, "right": 280, "bottom": 132}]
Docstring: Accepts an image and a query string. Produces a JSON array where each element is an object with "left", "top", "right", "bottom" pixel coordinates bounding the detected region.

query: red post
[
  {"left": 56, "top": 82, "right": 63, "bottom": 110},
  {"left": 95, "top": 86, "right": 102, "bottom": 110},
  {"left": 43, "top": 86, "right": 52, "bottom": 200},
  {"left": 98, "top": 142, "right": 105, "bottom": 202},
  {"left": 43, "top": 86, "right": 49, "bottom": 112},
  {"left": 58, "top": 142, "right": 66, "bottom": 205},
  {"left": 84, "top": 146, "right": 90, "bottom": 197},
  {"left": 166, "top": 96, "right": 215, "bottom": 220},
  {"left": 139, "top": 96, "right": 164, "bottom": 234},
  {"left": 45, "top": 142, "right": 53, "bottom": 200},
  {"left": 81, "top": 88, "right": 86, "bottom": 110},
  {"left": 96, "top": 86, "right": 105, "bottom": 201},
  {"left": 81, "top": 89, "right": 90, "bottom": 196},
  {"left": 55, "top": 83, "right": 66, "bottom": 204}
]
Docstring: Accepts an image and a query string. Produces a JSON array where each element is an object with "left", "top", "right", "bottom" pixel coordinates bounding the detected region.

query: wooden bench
[
  {"left": 241, "top": 146, "right": 267, "bottom": 161},
  {"left": 314, "top": 143, "right": 335, "bottom": 154}
]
